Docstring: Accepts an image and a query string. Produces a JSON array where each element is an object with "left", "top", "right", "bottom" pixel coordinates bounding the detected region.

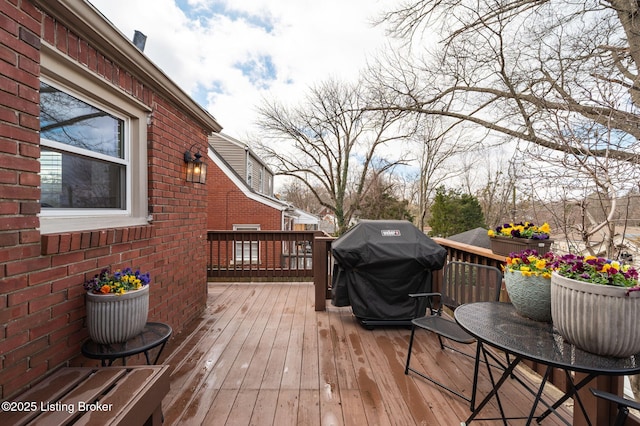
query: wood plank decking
[{"left": 158, "top": 283, "right": 573, "bottom": 425}]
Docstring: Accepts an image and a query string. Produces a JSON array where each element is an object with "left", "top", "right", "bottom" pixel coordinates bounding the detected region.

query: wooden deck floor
[{"left": 158, "top": 283, "right": 573, "bottom": 425}]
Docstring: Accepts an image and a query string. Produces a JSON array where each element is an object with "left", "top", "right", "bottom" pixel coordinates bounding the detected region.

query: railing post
[
  {"left": 573, "top": 375, "right": 625, "bottom": 426},
  {"left": 313, "top": 236, "right": 333, "bottom": 311}
]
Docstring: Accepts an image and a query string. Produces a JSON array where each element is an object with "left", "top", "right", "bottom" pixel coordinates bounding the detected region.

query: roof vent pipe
[{"left": 133, "top": 30, "right": 147, "bottom": 51}]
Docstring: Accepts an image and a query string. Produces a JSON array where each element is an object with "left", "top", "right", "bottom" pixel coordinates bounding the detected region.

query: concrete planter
[
  {"left": 490, "top": 236, "right": 553, "bottom": 257},
  {"left": 86, "top": 285, "right": 149, "bottom": 344},
  {"left": 551, "top": 272, "right": 640, "bottom": 357},
  {"left": 504, "top": 269, "right": 552, "bottom": 322}
]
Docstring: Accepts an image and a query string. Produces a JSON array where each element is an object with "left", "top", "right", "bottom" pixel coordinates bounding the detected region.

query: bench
[{"left": 0, "top": 365, "right": 170, "bottom": 425}]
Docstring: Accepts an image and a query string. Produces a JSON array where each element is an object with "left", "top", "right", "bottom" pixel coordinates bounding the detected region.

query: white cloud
[{"left": 88, "top": 0, "right": 400, "bottom": 139}]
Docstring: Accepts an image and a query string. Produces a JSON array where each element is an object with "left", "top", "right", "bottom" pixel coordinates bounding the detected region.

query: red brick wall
[
  {"left": 207, "top": 158, "right": 283, "bottom": 230},
  {"left": 0, "top": 0, "right": 209, "bottom": 398}
]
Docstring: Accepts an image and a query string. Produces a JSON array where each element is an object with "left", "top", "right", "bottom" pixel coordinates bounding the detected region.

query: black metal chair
[
  {"left": 590, "top": 388, "right": 640, "bottom": 426},
  {"left": 404, "top": 261, "right": 503, "bottom": 410}
]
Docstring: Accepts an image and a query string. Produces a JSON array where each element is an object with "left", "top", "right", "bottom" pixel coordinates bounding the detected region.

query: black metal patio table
[
  {"left": 454, "top": 302, "right": 640, "bottom": 425},
  {"left": 81, "top": 322, "right": 172, "bottom": 366}
]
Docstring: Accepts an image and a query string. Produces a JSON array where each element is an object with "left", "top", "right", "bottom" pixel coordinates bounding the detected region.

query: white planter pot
[
  {"left": 86, "top": 285, "right": 149, "bottom": 344},
  {"left": 504, "top": 270, "right": 551, "bottom": 322},
  {"left": 551, "top": 272, "right": 640, "bottom": 357}
]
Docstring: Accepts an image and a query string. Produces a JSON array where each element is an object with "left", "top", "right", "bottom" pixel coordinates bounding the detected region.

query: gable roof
[
  {"left": 208, "top": 146, "right": 288, "bottom": 211},
  {"left": 447, "top": 227, "right": 492, "bottom": 249},
  {"left": 290, "top": 208, "right": 320, "bottom": 225},
  {"left": 209, "top": 133, "right": 273, "bottom": 173}
]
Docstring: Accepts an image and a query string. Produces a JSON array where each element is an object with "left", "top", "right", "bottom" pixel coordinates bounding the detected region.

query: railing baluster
[{"left": 207, "top": 230, "right": 322, "bottom": 280}]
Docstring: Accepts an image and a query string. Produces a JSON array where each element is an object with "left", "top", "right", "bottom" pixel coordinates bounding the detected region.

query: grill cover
[{"left": 331, "top": 220, "right": 446, "bottom": 322}]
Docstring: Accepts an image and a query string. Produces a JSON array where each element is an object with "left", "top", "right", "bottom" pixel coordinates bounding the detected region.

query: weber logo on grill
[{"left": 381, "top": 229, "right": 401, "bottom": 237}]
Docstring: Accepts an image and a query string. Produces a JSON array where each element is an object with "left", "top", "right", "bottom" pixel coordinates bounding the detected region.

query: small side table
[{"left": 82, "top": 322, "right": 172, "bottom": 366}]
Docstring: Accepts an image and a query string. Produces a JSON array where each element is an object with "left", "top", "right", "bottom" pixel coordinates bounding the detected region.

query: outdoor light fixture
[{"left": 184, "top": 145, "right": 207, "bottom": 184}]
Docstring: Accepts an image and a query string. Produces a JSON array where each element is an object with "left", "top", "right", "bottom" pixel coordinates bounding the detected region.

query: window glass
[
  {"left": 40, "top": 149, "right": 125, "bottom": 208},
  {"left": 40, "top": 82, "right": 124, "bottom": 158},
  {"left": 39, "top": 82, "right": 127, "bottom": 210},
  {"left": 246, "top": 157, "right": 253, "bottom": 187},
  {"left": 233, "top": 225, "right": 260, "bottom": 263}
]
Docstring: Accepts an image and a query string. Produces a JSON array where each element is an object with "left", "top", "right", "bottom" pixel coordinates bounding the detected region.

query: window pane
[
  {"left": 40, "top": 82, "right": 124, "bottom": 158},
  {"left": 40, "top": 149, "right": 125, "bottom": 208},
  {"left": 234, "top": 241, "right": 259, "bottom": 262}
]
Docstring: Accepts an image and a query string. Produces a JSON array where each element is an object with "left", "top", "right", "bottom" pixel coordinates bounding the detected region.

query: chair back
[{"left": 441, "top": 261, "right": 502, "bottom": 309}]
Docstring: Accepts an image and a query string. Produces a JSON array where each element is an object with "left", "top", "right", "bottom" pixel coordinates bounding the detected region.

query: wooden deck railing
[
  {"left": 207, "top": 230, "right": 324, "bottom": 280},
  {"left": 431, "top": 237, "right": 506, "bottom": 268},
  {"left": 431, "top": 237, "right": 510, "bottom": 302},
  {"left": 311, "top": 235, "right": 636, "bottom": 425},
  {"left": 312, "top": 236, "right": 509, "bottom": 310}
]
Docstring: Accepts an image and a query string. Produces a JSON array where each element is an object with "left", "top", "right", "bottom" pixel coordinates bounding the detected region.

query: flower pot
[
  {"left": 504, "top": 270, "right": 552, "bottom": 322},
  {"left": 551, "top": 272, "right": 640, "bottom": 357},
  {"left": 490, "top": 236, "right": 553, "bottom": 257},
  {"left": 85, "top": 285, "right": 149, "bottom": 344}
]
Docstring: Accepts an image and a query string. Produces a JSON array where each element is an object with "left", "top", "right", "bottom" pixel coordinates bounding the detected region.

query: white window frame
[
  {"left": 258, "top": 167, "right": 264, "bottom": 194},
  {"left": 266, "top": 174, "right": 273, "bottom": 196},
  {"left": 246, "top": 156, "right": 253, "bottom": 188},
  {"left": 233, "top": 224, "right": 260, "bottom": 264},
  {"left": 40, "top": 81, "right": 130, "bottom": 213},
  {"left": 39, "top": 44, "right": 150, "bottom": 233}
]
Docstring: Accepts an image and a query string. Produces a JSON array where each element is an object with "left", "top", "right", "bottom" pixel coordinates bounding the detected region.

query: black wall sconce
[{"left": 184, "top": 145, "right": 207, "bottom": 184}]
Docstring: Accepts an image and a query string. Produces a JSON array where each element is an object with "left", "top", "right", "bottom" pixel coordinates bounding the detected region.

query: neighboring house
[
  {"left": 1, "top": 0, "right": 222, "bottom": 398},
  {"left": 207, "top": 134, "right": 319, "bottom": 232},
  {"left": 207, "top": 145, "right": 291, "bottom": 231},
  {"left": 317, "top": 208, "right": 338, "bottom": 235},
  {"left": 209, "top": 132, "right": 274, "bottom": 196},
  {"left": 206, "top": 133, "right": 320, "bottom": 273},
  {"left": 291, "top": 208, "right": 321, "bottom": 231}
]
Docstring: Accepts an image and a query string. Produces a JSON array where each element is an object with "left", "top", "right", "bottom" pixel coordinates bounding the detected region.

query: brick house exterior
[
  {"left": 207, "top": 146, "right": 289, "bottom": 231},
  {"left": 209, "top": 132, "right": 275, "bottom": 197},
  {"left": 207, "top": 133, "right": 319, "bottom": 232},
  {"left": 0, "top": 0, "right": 222, "bottom": 399}
]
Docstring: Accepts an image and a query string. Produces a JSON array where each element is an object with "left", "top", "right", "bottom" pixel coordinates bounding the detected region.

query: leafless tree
[
  {"left": 371, "top": 0, "right": 640, "bottom": 253},
  {"left": 410, "top": 116, "right": 472, "bottom": 229},
  {"left": 254, "top": 79, "right": 412, "bottom": 235},
  {"left": 374, "top": 0, "right": 640, "bottom": 162},
  {"left": 518, "top": 123, "right": 640, "bottom": 258},
  {"left": 278, "top": 179, "right": 325, "bottom": 214},
  {"left": 475, "top": 154, "right": 520, "bottom": 228}
]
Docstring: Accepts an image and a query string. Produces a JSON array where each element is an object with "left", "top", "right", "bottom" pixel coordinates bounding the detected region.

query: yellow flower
[
  {"left": 522, "top": 270, "right": 533, "bottom": 277},
  {"left": 535, "top": 259, "right": 547, "bottom": 270},
  {"left": 542, "top": 272, "right": 551, "bottom": 279},
  {"left": 539, "top": 223, "right": 551, "bottom": 234},
  {"left": 488, "top": 230, "right": 495, "bottom": 237}
]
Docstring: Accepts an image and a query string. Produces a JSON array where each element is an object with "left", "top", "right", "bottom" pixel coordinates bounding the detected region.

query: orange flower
[{"left": 100, "top": 285, "right": 111, "bottom": 294}]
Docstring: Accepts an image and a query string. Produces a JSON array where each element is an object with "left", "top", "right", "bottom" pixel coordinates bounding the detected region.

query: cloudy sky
[{"left": 88, "top": 0, "right": 403, "bottom": 141}]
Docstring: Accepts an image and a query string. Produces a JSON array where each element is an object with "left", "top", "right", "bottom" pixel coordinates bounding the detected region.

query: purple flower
[{"left": 83, "top": 267, "right": 151, "bottom": 294}]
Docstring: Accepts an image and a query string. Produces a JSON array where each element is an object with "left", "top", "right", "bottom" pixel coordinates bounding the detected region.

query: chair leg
[
  {"left": 405, "top": 325, "right": 416, "bottom": 375},
  {"left": 470, "top": 342, "right": 482, "bottom": 411},
  {"left": 614, "top": 406, "right": 628, "bottom": 426},
  {"left": 437, "top": 334, "right": 445, "bottom": 350}
]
